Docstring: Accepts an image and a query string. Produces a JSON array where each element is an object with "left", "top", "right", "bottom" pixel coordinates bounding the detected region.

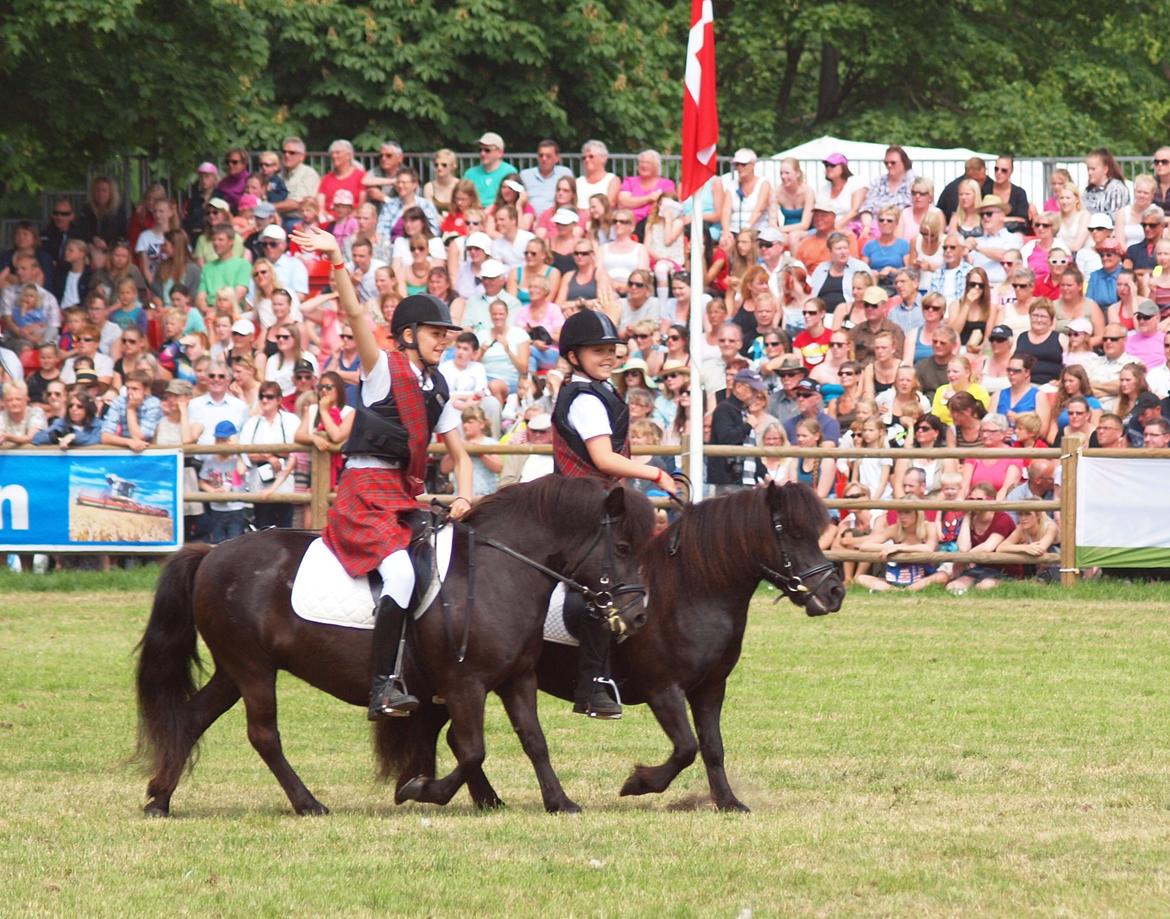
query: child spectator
[
  {"left": 831, "top": 482, "right": 875, "bottom": 585},
  {"left": 854, "top": 507, "right": 939, "bottom": 592},
  {"left": 198, "top": 419, "right": 248, "bottom": 543},
  {"left": 996, "top": 507, "right": 1059, "bottom": 581},
  {"left": 946, "top": 482, "right": 1017, "bottom": 593}
]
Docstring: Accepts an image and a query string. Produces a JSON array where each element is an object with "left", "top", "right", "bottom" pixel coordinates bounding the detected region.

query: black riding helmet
[
  {"left": 391, "top": 294, "right": 462, "bottom": 337},
  {"left": 559, "top": 309, "right": 622, "bottom": 356}
]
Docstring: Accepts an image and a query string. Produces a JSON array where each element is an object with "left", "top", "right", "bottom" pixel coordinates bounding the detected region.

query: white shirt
[
  {"left": 0, "top": 346, "right": 23, "bottom": 382},
  {"left": 274, "top": 253, "right": 310, "bottom": 298},
  {"left": 1147, "top": 363, "right": 1170, "bottom": 399},
  {"left": 61, "top": 353, "right": 115, "bottom": 383},
  {"left": 969, "top": 228, "right": 1022, "bottom": 283},
  {"left": 565, "top": 373, "right": 614, "bottom": 441},
  {"left": 189, "top": 391, "right": 249, "bottom": 445},
  {"left": 346, "top": 351, "right": 461, "bottom": 470},
  {"left": 239, "top": 410, "right": 300, "bottom": 494},
  {"left": 438, "top": 358, "right": 489, "bottom": 397},
  {"left": 491, "top": 230, "right": 536, "bottom": 270}
]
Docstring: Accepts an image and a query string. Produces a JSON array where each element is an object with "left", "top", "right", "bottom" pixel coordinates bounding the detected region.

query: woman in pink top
[
  {"left": 618, "top": 150, "right": 676, "bottom": 227},
  {"left": 512, "top": 274, "right": 564, "bottom": 372},
  {"left": 960, "top": 413, "right": 1023, "bottom": 498}
]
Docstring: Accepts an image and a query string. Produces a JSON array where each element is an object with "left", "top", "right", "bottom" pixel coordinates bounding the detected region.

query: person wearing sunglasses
[
  {"left": 213, "top": 147, "right": 250, "bottom": 212},
  {"left": 989, "top": 156, "right": 1030, "bottom": 235},
  {"left": 1124, "top": 203, "right": 1166, "bottom": 271},
  {"left": 858, "top": 145, "right": 915, "bottom": 238},
  {"left": 463, "top": 131, "right": 518, "bottom": 214},
  {"left": 966, "top": 195, "right": 1022, "bottom": 284}
]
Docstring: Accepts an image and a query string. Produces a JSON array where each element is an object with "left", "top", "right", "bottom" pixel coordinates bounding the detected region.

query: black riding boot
[
  {"left": 572, "top": 612, "right": 621, "bottom": 719},
  {"left": 368, "top": 596, "right": 419, "bottom": 720}
]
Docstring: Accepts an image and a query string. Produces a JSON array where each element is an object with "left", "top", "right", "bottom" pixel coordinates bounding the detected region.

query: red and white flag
[{"left": 680, "top": 0, "right": 718, "bottom": 202}]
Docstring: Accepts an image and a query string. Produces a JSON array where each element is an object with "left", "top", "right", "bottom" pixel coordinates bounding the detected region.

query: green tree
[{"left": 0, "top": 0, "right": 267, "bottom": 195}]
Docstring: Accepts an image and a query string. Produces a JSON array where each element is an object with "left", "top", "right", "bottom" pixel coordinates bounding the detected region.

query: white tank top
[
  {"left": 577, "top": 173, "right": 617, "bottom": 206},
  {"left": 603, "top": 243, "right": 645, "bottom": 286},
  {"left": 727, "top": 178, "right": 767, "bottom": 232}
]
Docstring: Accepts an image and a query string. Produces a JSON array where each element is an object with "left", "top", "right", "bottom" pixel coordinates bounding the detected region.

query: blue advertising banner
[{"left": 0, "top": 450, "right": 183, "bottom": 552}]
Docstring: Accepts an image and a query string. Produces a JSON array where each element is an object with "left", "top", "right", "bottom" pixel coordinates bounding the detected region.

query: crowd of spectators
[{"left": 2, "top": 135, "right": 1168, "bottom": 585}]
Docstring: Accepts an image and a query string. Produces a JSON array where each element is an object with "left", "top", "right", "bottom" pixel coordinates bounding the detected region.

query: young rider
[
  {"left": 552, "top": 308, "right": 678, "bottom": 719},
  {"left": 291, "top": 225, "right": 474, "bottom": 721}
]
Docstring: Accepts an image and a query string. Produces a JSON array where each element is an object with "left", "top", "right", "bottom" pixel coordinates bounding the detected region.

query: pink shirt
[
  {"left": 1126, "top": 329, "right": 1166, "bottom": 369},
  {"left": 536, "top": 207, "right": 587, "bottom": 238},
  {"left": 317, "top": 168, "right": 367, "bottom": 219},
  {"left": 968, "top": 456, "right": 1023, "bottom": 492},
  {"left": 619, "top": 176, "right": 677, "bottom": 221},
  {"left": 513, "top": 301, "right": 565, "bottom": 340}
]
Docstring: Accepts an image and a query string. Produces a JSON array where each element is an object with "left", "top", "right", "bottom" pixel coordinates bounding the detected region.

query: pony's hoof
[
  {"left": 296, "top": 800, "right": 330, "bottom": 816},
  {"left": 475, "top": 796, "right": 506, "bottom": 811},
  {"left": 143, "top": 801, "right": 169, "bottom": 818},
  {"left": 396, "top": 775, "right": 429, "bottom": 804},
  {"left": 548, "top": 799, "right": 581, "bottom": 814},
  {"left": 619, "top": 771, "right": 652, "bottom": 797},
  {"left": 713, "top": 798, "right": 750, "bottom": 813}
]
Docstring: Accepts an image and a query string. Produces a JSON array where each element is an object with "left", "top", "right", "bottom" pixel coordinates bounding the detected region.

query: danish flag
[{"left": 680, "top": 0, "right": 719, "bottom": 201}]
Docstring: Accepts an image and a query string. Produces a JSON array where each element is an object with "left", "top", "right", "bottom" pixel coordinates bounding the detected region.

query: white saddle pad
[
  {"left": 543, "top": 583, "right": 576, "bottom": 646},
  {"left": 291, "top": 528, "right": 454, "bottom": 629}
]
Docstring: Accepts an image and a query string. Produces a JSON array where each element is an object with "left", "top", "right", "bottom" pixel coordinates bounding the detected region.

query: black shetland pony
[
  {"left": 135, "top": 476, "right": 654, "bottom": 816},
  {"left": 383, "top": 481, "right": 844, "bottom": 812}
]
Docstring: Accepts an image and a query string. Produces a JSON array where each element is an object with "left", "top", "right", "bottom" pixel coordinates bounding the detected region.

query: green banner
[{"left": 1076, "top": 546, "right": 1170, "bottom": 568}]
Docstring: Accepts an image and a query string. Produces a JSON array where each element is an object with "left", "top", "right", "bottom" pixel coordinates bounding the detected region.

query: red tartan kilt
[{"left": 322, "top": 467, "right": 421, "bottom": 577}]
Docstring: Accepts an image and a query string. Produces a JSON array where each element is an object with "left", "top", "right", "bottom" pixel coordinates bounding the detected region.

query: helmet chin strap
[
  {"left": 400, "top": 326, "right": 438, "bottom": 372},
  {"left": 565, "top": 349, "right": 605, "bottom": 383}
]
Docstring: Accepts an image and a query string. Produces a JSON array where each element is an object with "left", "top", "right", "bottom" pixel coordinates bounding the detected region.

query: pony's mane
[
  {"left": 464, "top": 477, "right": 654, "bottom": 545},
  {"left": 641, "top": 483, "right": 828, "bottom": 598}
]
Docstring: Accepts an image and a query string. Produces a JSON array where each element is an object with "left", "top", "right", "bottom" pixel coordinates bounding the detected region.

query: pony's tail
[
  {"left": 373, "top": 651, "right": 444, "bottom": 798},
  {"left": 133, "top": 543, "right": 214, "bottom": 778}
]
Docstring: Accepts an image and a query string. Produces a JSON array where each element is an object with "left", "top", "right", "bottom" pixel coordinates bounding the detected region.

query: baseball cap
[
  {"left": 988, "top": 324, "right": 1014, "bottom": 341},
  {"left": 552, "top": 208, "right": 579, "bottom": 225},
  {"left": 259, "top": 224, "right": 287, "bottom": 242},
  {"left": 862, "top": 285, "right": 889, "bottom": 306},
  {"left": 812, "top": 197, "right": 836, "bottom": 213},
  {"left": 197, "top": 162, "right": 219, "bottom": 175},
  {"left": 794, "top": 378, "right": 821, "bottom": 395},
  {"left": 238, "top": 194, "right": 259, "bottom": 210},
  {"left": 479, "top": 259, "right": 507, "bottom": 279},
  {"left": 1135, "top": 299, "right": 1159, "bottom": 318},
  {"left": 1088, "top": 213, "right": 1114, "bottom": 230},
  {"left": 733, "top": 369, "right": 767, "bottom": 391},
  {"left": 293, "top": 357, "right": 318, "bottom": 376},
  {"left": 465, "top": 231, "right": 493, "bottom": 252},
  {"left": 164, "top": 379, "right": 193, "bottom": 397},
  {"left": 254, "top": 202, "right": 276, "bottom": 220},
  {"left": 527, "top": 412, "right": 552, "bottom": 432},
  {"left": 74, "top": 370, "right": 99, "bottom": 385},
  {"left": 758, "top": 227, "right": 783, "bottom": 244},
  {"left": 208, "top": 196, "right": 231, "bottom": 212},
  {"left": 504, "top": 179, "right": 525, "bottom": 195},
  {"left": 231, "top": 318, "right": 256, "bottom": 336},
  {"left": 1135, "top": 392, "right": 1162, "bottom": 411},
  {"left": 823, "top": 152, "right": 848, "bottom": 166},
  {"left": 214, "top": 420, "right": 238, "bottom": 439},
  {"left": 478, "top": 132, "right": 505, "bottom": 149},
  {"left": 332, "top": 189, "right": 355, "bottom": 207},
  {"left": 732, "top": 148, "right": 757, "bottom": 165}
]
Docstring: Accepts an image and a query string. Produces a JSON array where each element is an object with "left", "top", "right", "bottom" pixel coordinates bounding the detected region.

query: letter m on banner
[{"left": 681, "top": 0, "right": 719, "bottom": 202}]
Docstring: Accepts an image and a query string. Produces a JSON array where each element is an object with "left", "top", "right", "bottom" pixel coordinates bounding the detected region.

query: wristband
[{"left": 331, "top": 260, "right": 346, "bottom": 271}]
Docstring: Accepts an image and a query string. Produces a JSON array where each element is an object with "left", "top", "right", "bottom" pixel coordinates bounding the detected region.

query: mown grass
[{"left": 3, "top": 585, "right": 1170, "bottom": 916}]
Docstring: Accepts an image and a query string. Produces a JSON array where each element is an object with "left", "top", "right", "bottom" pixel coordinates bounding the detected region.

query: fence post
[
  {"left": 309, "top": 445, "right": 332, "bottom": 531},
  {"left": 1060, "top": 434, "right": 1081, "bottom": 587}
]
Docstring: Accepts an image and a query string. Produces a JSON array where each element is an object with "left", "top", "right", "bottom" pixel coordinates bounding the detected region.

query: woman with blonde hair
[
  {"left": 948, "top": 178, "right": 984, "bottom": 239},
  {"left": 907, "top": 210, "right": 945, "bottom": 292},
  {"left": 898, "top": 176, "right": 940, "bottom": 241},
  {"left": 1116, "top": 174, "right": 1157, "bottom": 249},
  {"left": 932, "top": 355, "right": 990, "bottom": 424},
  {"left": 644, "top": 193, "right": 685, "bottom": 300},
  {"left": 855, "top": 507, "right": 940, "bottom": 592},
  {"left": 771, "top": 158, "right": 813, "bottom": 246},
  {"left": 1055, "top": 185, "right": 1090, "bottom": 253},
  {"left": 585, "top": 193, "right": 615, "bottom": 247},
  {"left": 263, "top": 321, "right": 304, "bottom": 396},
  {"left": 423, "top": 148, "right": 459, "bottom": 214}
]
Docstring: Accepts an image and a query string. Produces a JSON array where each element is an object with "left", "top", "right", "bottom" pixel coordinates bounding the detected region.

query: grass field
[{"left": 4, "top": 576, "right": 1170, "bottom": 916}]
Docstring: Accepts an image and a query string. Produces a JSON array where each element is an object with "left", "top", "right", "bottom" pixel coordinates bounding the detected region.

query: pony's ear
[
  {"left": 765, "top": 479, "right": 782, "bottom": 508},
  {"left": 604, "top": 485, "right": 627, "bottom": 519}
]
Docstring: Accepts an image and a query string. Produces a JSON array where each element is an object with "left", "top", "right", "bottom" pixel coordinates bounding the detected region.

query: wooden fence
[{"left": 21, "top": 434, "right": 1160, "bottom": 586}]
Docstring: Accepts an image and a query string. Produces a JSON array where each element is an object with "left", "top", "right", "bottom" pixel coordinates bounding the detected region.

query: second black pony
[
  {"left": 135, "top": 476, "right": 654, "bottom": 816},
  {"left": 379, "top": 481, "right": 844, "bottom": 811}
]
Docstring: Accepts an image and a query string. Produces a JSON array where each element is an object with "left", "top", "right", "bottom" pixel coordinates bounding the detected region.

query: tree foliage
[{"left": 2, "top": 0, "right": 1168, "bottom": 197}]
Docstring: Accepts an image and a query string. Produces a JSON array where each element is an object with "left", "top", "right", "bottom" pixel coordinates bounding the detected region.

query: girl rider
[
  {"left": 552, "top": 309, "right": 678, "bottom": 719},
  {"left": 292, "top": 225, "right": 474, "bottom": 721}
]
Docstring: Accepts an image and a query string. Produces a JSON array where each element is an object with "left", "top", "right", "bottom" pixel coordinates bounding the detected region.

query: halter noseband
[{"left": 758, "top": 504, "right": 837, "bottom": 603}]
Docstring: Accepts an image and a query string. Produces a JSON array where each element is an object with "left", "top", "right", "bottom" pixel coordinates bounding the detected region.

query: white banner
[{"left": 1075, "top": 457, "right": 1170, "bottom": 567}]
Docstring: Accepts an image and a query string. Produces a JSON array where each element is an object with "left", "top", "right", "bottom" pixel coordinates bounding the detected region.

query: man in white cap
[
  {"left": 256, "top": 224, "right": 309, "bottom": 299},
  {"left": 965, "top": 195, "right": 1021, "bottom": 283},
  {"left": 517, "top": 413, "right": 555, "bottom": 482},
  {"left": 461, "top": 259, "right": 519, "bottom": 340},
  {"left": 757, "top": 226, "right": 788, "bottom": 296},
  {"left": 1076, "top": 212, "right": 1114, "bottom": 276},
  {"left": 720, "top": 148, "right": 771, "bottom": 235},
  {"left": 464, "top": 131, "right": 517, "bottom": 209},
  {"left": 193, "top": 197, "right": 245, "bottom": 264}
]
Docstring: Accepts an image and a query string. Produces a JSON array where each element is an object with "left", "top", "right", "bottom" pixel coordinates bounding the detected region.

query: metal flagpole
[{"left": 688, "top": 205, "right": 705, "bottom": 501}]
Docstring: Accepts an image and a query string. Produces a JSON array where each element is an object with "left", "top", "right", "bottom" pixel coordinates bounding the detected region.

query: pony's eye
[{"left": 615, "top": 542, "right": 631, "bottom": 558}]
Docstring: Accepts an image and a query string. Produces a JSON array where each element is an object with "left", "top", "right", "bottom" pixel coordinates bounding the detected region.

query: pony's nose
[{"left": 630, "top": 609, "right": 648, "bottom": 632}]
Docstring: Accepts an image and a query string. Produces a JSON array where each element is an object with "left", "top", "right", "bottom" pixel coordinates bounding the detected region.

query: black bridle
[
  {"left": 757, "top": 504, "right": 838, "bottom": 604},
  {"left": 439, "top": 507, "right": 645, "bottom": 644}
]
